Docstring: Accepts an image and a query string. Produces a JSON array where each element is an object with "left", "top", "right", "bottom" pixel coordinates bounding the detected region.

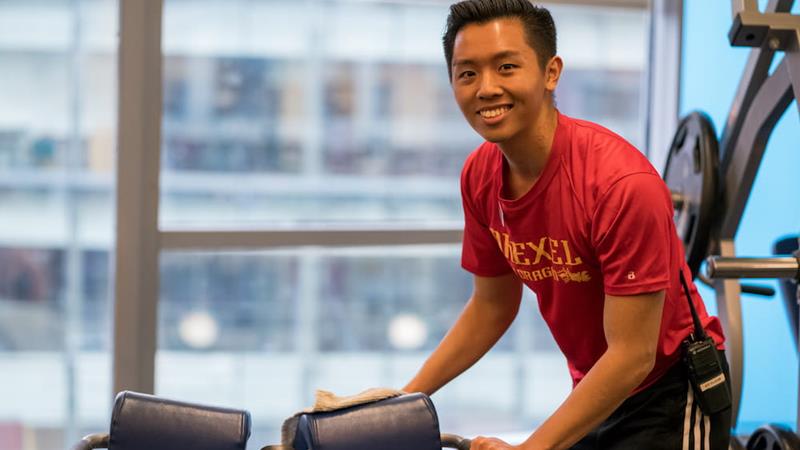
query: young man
[{"left": 402, "top": 1, "right": 731, "bottom": 449}]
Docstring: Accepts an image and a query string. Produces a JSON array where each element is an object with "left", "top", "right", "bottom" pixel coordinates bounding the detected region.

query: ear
[{"left": 544, "top": 56, "right": 563, "bottom": 92}]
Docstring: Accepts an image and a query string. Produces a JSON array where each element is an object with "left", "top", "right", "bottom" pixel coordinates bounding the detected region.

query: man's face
[{"left": 450, "top": 18, "right": 558, "bottom": 143}]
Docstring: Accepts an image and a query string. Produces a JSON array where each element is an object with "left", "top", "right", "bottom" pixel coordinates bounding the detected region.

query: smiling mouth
[{"left": 478, "top": 105, "right": 512, "bottom": 119}]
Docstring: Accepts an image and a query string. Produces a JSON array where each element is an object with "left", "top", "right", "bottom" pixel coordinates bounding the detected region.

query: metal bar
[
  {"left": 719, "top": 47, "right": 775, "bottom": 168},
  {"left": 69, "top": 433, "right": 109, "bottom": 450},
  {"left": 730, "top": 12, "right": 800, "bottom": 48},
  {"left": 787, "top": 39, "right": 800, "bottom": 108},
  {"left": 160, "top": 227, "right": 463, "bottom": 250},
  {"left": 718, "top": 0, "right": 799, "bottom": 432},
  {"left": 714, "top": 239, "right": 745, "bottom": 426},
  {"left": 706, "top": 256, "right": 800, "bottom": 279},
  {"left": 731, "top": 0, "right": 760, "bottom": 16},
  {"left": 720, "top": 58, "right": 794, "bottom": 238},
  {"left": 720, "top": 0, "right": 793, "bottom": 168},
  {"left": 441, "top": 433, "right": 472, "bottom": 450},
  {"left": 113, "top": 0, "right": 163, "bottom": 396}
]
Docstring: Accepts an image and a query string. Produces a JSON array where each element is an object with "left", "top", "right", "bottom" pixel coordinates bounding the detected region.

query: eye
[
  {"left": 457, "top": 70, "right": 476, "bottom": 80},
  {"left": 499, "top": 63, "right": 517, "bottom": 72}
]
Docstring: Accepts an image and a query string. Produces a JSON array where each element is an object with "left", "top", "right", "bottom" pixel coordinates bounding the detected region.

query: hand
[{"left": 470, "top": 436, "right": 519, "bottom": 450}]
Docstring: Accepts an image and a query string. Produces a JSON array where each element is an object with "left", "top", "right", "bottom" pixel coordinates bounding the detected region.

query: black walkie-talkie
[{"left": 679, "top": 269, "right": 731, "bottom": 415}]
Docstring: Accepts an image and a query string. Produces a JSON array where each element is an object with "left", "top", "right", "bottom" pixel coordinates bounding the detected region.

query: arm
[
  {"left": 519, "top": 290, "right": 665, "bottom": 450},
  {"left": 403, "top": 273, "right": 523, "bottom": 395}
]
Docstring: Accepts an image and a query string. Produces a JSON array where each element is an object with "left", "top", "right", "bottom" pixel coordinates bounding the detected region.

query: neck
[{"left": 498, "top": 105, "right": 559, "bottom": 180}]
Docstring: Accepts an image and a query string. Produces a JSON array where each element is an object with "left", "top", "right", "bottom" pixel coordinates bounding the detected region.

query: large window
[
  {"left": 154, "top": 0, "right": 650, "bottom": 444},
  {"left": 0, "top": 1, "right": 118, "bottom": 449},
  {"left": 155, "top": 248, "right": 571, "bottom": 444},
  {"left": 158, "top": 0, "right": 648, "bottom": 227},
  {"left": 0, "top": 1, "right": 650, "bottom": 448}
]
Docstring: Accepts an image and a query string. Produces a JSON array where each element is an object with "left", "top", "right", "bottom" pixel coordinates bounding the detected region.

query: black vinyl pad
[
  {"left": 108, "top": 391, "right": 250, "bottom": 450},
  {"left": 293, "top": 393, "right": 442, "bottom": 450}
]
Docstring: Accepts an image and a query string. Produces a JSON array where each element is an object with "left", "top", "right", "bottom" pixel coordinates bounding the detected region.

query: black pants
[{"left": 570, "top": 353, "right": 732, "bottom": 450}]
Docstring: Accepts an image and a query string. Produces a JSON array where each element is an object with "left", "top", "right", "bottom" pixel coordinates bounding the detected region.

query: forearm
[
  {"left": 522, "top": 348, "right": 655, "bottom": 450},
  {"left": 403, "top": 296, "right": 518, "bottom": 395}
]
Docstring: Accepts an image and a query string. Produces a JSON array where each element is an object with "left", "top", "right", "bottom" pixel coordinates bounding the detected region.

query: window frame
[{"left": 113, "top": 0, "right": 672, "bottom": 399}]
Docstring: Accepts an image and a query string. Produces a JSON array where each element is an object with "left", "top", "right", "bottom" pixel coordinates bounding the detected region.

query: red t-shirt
[{"left": 460, "top": 112, "right": 725, "bottom": 393}]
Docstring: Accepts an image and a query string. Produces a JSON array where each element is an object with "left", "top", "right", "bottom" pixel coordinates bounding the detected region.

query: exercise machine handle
[
  {"left": 261, "top": 433, "right": 473, "bottom": 450},
  {"left": 706, "top": 256, "right": 800, "bottom": 280},
  {"left": 69, "top": 433, "right": 109, "bottom": 450},
  {"left": 441, "top": 433, "right": 472, "bottom": 449}
]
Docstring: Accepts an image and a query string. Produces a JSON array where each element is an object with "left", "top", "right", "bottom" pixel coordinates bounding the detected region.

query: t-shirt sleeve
[
  {"left": 460, "top": 163, "right": 513, "bottom": 277},
  {"left": 591, "top": 173, "right": 672, "bottom": 296}
]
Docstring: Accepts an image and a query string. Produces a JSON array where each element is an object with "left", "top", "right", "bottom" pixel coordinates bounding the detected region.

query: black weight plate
[
  {"left": 746, "top": 424, "right": 800, "bottom": 450},
  {"left": 731, "top": 436, "right": 748, "bottom": 450},
  {"left": 663, "top": 111, "right": 720, "bottom": 279}
]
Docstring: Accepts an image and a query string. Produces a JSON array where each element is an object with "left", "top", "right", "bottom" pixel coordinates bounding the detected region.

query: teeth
[{"left": 480, "top": 106, "right": 510, "bottom": 118}]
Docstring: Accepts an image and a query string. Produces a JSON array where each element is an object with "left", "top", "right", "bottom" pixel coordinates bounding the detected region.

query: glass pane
[
  {"left": 156, "top": 247, "right": 570, "bottom": 444},
  {"left": 0, "top": 1, "right": 118, "bottom": 449},
  {"left": 159, "top": 0, "right": 649, "bottom": 227}
]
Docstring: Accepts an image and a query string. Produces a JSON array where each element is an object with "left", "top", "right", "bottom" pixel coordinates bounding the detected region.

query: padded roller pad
[
  {"left": 293, "top": 393, "right": 442, "bottom": 450},
  {"left": 109, "top": 391, "right": 251, "bottom": 450}
]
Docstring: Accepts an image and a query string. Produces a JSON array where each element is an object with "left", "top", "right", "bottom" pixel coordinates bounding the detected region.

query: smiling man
[{"left": 402, "top": 1, "right": 731, "bottom": 449}]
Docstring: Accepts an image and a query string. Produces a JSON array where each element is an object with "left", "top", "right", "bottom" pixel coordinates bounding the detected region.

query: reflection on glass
[
  {"left": 156, "top": 248, "right": 570, "bottom": 444},
  {"left": 153, "top": 0, "right": 648, "bottom": 445},
  {"left": 0, "top": 1, "right": 118, "bottom": 449},
  {"left": 160, "top": 0, "right": 648, "bottom": 226},
  {"left": 0, "top": 0, "right": 650, "bottom": 447}
]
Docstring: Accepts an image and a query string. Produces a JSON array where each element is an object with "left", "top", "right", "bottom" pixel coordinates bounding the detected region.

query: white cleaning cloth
[{"left": 280, "top": 387, "right": 405, "bottom": 446}]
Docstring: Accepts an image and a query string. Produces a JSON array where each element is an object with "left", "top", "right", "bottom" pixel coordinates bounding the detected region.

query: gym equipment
[
  {"left": 70, "top": 390, "right": 252, "bottom": 450},
  {"left": 774, "top": 236, "right": 800, "bottom": 348},
  {"left": 663, "top": 111, "right": 719, "bottom": 278},
  {"left": 72, "top": 391, "right": 472, "bottom": 450},
  {"left": 713, "top": 0, "right": 800, "bottom": 427},
  {"left": 662, "top": 113, "right": 779, "bottom": 300},
  {"left": 660, "top": 2, "right": 800, "bottom": 447},
  {"left": 706, "top": 256, "right": 799, "bottom": 279},
  {"left": 660, "top": 0, "right": 800, "bottom": 434},
  {"left": 262, "top": 393, "right": 472, "bottom": 450},
  {"left": 745, "top": 424, "right": 800, "bottom": 450},
  {"left": 706, "top": 238, "right": 800, "bottom": 450},
  {"left": 731, "top": 436, "right": 749, "bottom": 450}
]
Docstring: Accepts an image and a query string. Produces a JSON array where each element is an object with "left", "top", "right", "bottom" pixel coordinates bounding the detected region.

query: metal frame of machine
[{"left": 706, "top": 0, "right": 800, "bottom": 434}]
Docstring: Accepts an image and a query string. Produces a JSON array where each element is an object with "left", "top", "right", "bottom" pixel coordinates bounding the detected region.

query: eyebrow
[{"left": 452, "top": 50, "right": 523, "bottom": 68}]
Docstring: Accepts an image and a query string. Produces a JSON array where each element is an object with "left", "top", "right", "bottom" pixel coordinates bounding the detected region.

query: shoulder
[
  {"left": 559, "top": 114, "right": 660, "bottom": 201},
  {"left": 570, "top": 116, "right": 656, "bottom": 176},
  {"left": 600, "top": 172, "right": 672, "bottom": 209}
]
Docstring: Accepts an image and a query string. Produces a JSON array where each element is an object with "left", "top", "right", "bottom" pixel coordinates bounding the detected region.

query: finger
[{"left": 470, "top": 436, "right": 487, "bottom": 450}]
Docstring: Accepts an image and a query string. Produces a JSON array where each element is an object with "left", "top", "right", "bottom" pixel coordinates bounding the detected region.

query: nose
[{"left": 476, "top": 71, "right": 503, "bottom": 99}]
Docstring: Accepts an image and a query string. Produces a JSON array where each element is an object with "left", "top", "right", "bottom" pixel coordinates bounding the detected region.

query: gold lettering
[
  {"left": 500, "top": 232, "right": 513, "bottom": 260},
  {"left": 490, "top": 229, "right": 504, "bottom": 251},
  {"left": 491, "top": 232, "right": 585, "bottom": 269},
  {"left": 549, "top": 238, "right": 563, "bottom": 265},
  {"left": 561, "top": 240, "right": 583, "bottom": 266},
  {"left": 526, "top": 237, "right": 551, "bottom": 264},
  {"left": 531, "top": 269, "right": 543, "bottom": 281},
  {"left": 542, "top": 267, "right": 553, "bottom": 279},
  {"left": 512, "top": 242, "right": 530, "bottom": 265}
]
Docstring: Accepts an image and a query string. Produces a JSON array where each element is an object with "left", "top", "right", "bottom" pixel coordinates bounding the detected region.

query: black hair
[{"left": 442, "top": 0, "right": 557, "bottom": 80}]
